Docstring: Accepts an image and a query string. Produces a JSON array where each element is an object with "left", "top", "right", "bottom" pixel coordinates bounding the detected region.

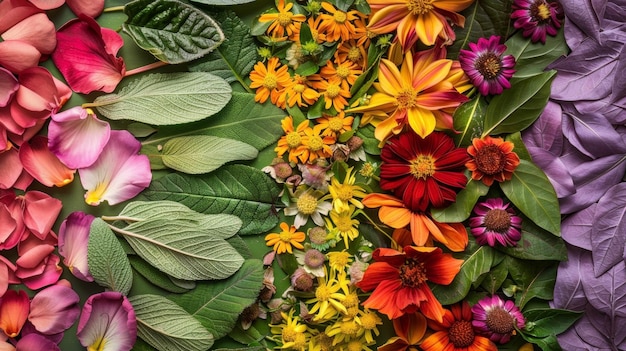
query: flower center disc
[
  {"left": 286, "top": 131, "right": 302, "bottom": 148},
  {"left": 396, "top": 88, "right": 419, "bottom": 109},
  {"left": 531, "top": 1, "right": 552, "bottom": 21},
  {"left": 475, "top": 144, "right": 507, "bottom": 175},
  {"left": 277, "top": 12, "right": 293, "bottom": 27},
  {"left": 486, "top": 308, "right": 516, "bottom": 334},
  {"left": 336, "top": 65, "right": 350, "bottom": 79},
  {"left": 308, "top": 135, "right": 324, "bottom": 151},
  {"left": 263, "top": 73, "right": 278, "bottom": 89},
  {"left": 484, "top": 208, "right": 512, "bottom": 233},
  {"left": 475, "top": 53, "right": 502, "bottom": 79},
  {"left": 326, "top": 83, "right": 341, "bottom": 98},
  {"left": 297, "top": 194, "right": 318, "bottom": 214},
  {"left": 399, "top": 259, "right": 427, "bottom": 287},
  {"left": 448, "top": 320, "right": 475, "bottom": 348},
  {"left": 334, "top": 11, "right": 347, "bottom": 23},
  {"left": 407, "top": 0, "right": 433, "bottom": 15},
  {"left": 409, "top": 155, "right": 436, "bottom": 179}
]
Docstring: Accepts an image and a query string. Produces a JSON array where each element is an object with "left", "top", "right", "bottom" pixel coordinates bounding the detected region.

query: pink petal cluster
[
  {"left": 0, "top": 190, "right": 63, "bottom": 291},
  {"left": 77, "top": 292, "right": 137, "bottom": 351},
  {"left": 26, "top": 0, "right": 104, "bottom": 18}
]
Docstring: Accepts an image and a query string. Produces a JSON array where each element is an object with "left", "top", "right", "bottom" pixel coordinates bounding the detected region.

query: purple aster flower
[
  {"left": 469, "top": 198, "right": 522, "bottom": 247},
  {"left": 471, "top": 295, "right": 525, "bottom": 344},
  {"left": 459, "top": 36, "right": 516, "bottom": 96},
  {"left": 511, "top": 0, "right": 564, "bottom": 44}
]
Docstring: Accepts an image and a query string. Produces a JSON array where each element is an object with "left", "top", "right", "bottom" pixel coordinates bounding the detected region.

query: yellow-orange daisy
[
  {"left": 265, "top": 222, "right": 306, "bottom": 254},
  {"left": 249, "top": 57, "right": 291, "bottom": 105},
  {"left": 320, "top": 59, "right": 362, "bottom": 90},
  {"left": 298, "top": 125, "right": 335, "bottom": 163},
  {"left": 279, "top": 74, "right": 320, "bottom": 108},
  {"left": 466, "top": 136, "right": 521, "bottom": 186},
  {"left": 335, "top": 39, "right": 368, "bottom": 69},
  {"left": 367, "top": 0, "right": 474, "bottom": 48},
  {"left": 313, "top": 78, "right": 351, "bottom": 111},
  {"left": 274, "top": 116, "right": 310, "bottom": 164},
  {"left": 318, "top": 2, "right": 360, "bottom": 42},
  {"left": 258, "top": 0, "right": 306, "bottom": 39},
  {"left": 315, "top": 111, "right": 354, "bottom": 137}
]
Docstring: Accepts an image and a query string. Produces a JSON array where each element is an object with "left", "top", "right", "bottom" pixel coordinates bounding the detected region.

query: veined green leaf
[
  {"left": 92, "top": 72, "right": 232, "bottom": 126},
  {"left": 521, "top": 308, "right": 582, "bottom": 337},
  {"left": 500, "top": 160, "right": 561, "bottom": 236},
  {"left": 141, "top": 165, "right": 281, "bottom": 235},
  {"left": 189, "top": 11, "right": 258, "bottom": 89},
  {"left": 505, "top": 30, "right": 568, "bottom": 79},
  {"left": 431, "top": 178, "right": 488, "bottom": 223},
  {"left": 170, "top": 259, "right": 264, "bottom": 340},
  {"left": 506, "top": 257, "right": 556, "bottom": 308},
  {"left": 88, "top": 218, "right": 133, "bottom": 295},
  {"left": 453, "top": 95, "right": 487, "bottom": 148},
  {"left": 130, "top": 294, "right": 214, "bottom": 351},
  {"left": 480, "top": 259, "right": 509, "bottom": 294},
  {"left": 161, "top": 135, "right": 258, "bottom": 174},
  {"left": 129, "top": 256, "right": 192, "bottom": 293},
  {"left": 496, "top": 219, "right": 567, "bottom": 261},
  {"left": 123, "top": 0, "right": 225, "bottom": 64},
  {"left": 432, "top": 238, "right": 496, "bottom": 305},
  {"left": 190, "top": 0, "right": 255, "bottom": 4},
  {"left": 356, "top": 124, "right": 381, "bottom": 155},
  {"left": 482, "top": 71, "right": 556, "bottom": 137},
  {"left": 141, "top": 92, "right": 285, "bottom": 156},
  {"left": 116, "top": 218, "right": 244, "bottom": 280},
  {"left": 448, "top": 0, "right": 515, "bottom": 58}
]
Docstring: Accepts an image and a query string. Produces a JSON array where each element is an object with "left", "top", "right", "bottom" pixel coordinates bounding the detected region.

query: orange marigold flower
[
  {"left": 291, "top": 15, "right": 328, "bottom": 44},
  {"left": 318, "top": 2, "right": 360, "bottom": 42},
  {"left": 279, "top": 74, "right": 320, "bottom": 108},
  {"left": 367, "top": 0, "right": 474, "bottom": 48},
  {"left": 249, "top": 57, "right": 291, "bottom": 105},
  {"left": 421, "top": 301, "right": 498, "bottom": 351},
  {"left": 353, "top": 16, "right": 376, "bottom": 49},
  {"left": 298, "top": 125, "right": 335, "bottom": 163},
  {"left": 316, "top": 78, "right": 351, "bottom": 111},
  {"left": 315, "top": 111, "right": 354, "bottom": 137},
  {"left": 362, "top": 193, "right": 468, "bottom": 251},
  {"left": 265, "top": 222, "right": 306, "bottom": 254},
  {"left": 346, "top": 50, "right": 468, "bottom": 142},
  {"left": 356, "top": 246, "right": 463, "bottom": 322},
  {"left": 466, "top": 136, "right": 521, "bottom": 186},
  {"left": 258, "top": 0, "right": 306, "bottom": 39},
  {"left": 320, "top": 59, "right": 362, "bottom": 90},
  {"left": 274, "top": 116, "right": 310, "bottom": 164},
  {"left": 335, "top": 39, "right": 368, "bottom": 69}
]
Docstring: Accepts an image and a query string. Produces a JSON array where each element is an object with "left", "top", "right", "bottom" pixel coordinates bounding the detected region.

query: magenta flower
[
  {"left": 18, "top": 136, "right": 75, "bottom": 188},
  {"left": 511, "top": 0, "right": 563, "bottom": 44},
  {"left": 28, "top": 284, "right": 80, "bottom": 335},
  {"left": 469, "top": 198, "right": 522, "bottom": 247},
  {"left": 77, "top": 292, "right": 137, "bottom": 351},
  {"left": 78, "top": 130, "right": 151, "bottom": 206},
  {"left": 52, "top": 14, "right": 125, "bottom": 94},
  {"left": 58, "top": 211, "right": 94, "bottom": 282},
  {"left": 459, "top": 36, "right": 516, "bottom": 96},
  {"left": 48, "top": 107, "right": 111, "bottom": 169},
  {"left": 471, "top": 295, "right": 525, "bottom": 344}
]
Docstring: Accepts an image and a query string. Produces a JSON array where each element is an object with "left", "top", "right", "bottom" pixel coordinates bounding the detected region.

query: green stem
[
  {"left": 124, "top": 61, "right": 169, "bottom": 77},
  {"left": 103, "top": 5, "right": 125, "bottom": 12},
  {"left": 101, "top": 215, "right": 142, "bottom": 223}
]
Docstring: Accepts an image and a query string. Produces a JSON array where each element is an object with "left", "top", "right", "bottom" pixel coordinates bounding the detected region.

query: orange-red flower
[
  {"left": 421, "top": 301, "right": 498, "bottom": 351},
  {"left": 249, "top": 57, "right": 291, "bottom": 105},
  {"left": 356, "top": 246, "right": 462, "bottom": 322},
  {"left": 362, "top": 193, "right": 468, "bottom": 251},
  {"left": 466, "top": 136, "right": 520, "bottom": 186},
  {"left": 379, "top": 312, "right": 428, "bottom": 351},
  {"left": 347, "top": 50, "right": 468, "bottom": 142},
  {"left": 380, "top": 130, "right": 469, "bottom": 212},
  {"left": 367, "top": 0, "right": 474, "bottom": 48}
]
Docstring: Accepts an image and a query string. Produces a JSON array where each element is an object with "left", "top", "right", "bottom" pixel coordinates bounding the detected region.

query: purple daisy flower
[
  {"left": 471, "top": 295, "right": 525, "bottom": 344},
  {"left": 511, "top": 0, "right": 564, "bottom": 44},
  {"left": 469, "top": 198, "right": 522, "bottom": 247},
  {"left": 459, "top": 36, "right": 516, "bottom": 96}
]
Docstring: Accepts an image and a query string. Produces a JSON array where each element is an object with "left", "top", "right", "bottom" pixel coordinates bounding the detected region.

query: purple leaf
[
  {"left": 561, "top": 0, "right": 606, "bottom": 44},
  {"left": 561, "top": 203, "right": 596, "bottom": 250},
  {"left": 562, "top": 106, "right": 626, "bottom": 158},
  {"left": 559, "top": 305, "right": 626, "bottom": 350},
  {"left": 581, "top": 254, "right": 626, "bottom": 316},
  {"left": 559, "top": 153, "right": 626, "bottom": 214},
  {"left": 522, "top": 101, "right": 563, "bottom": 153},
  {"left": 591, "top": 183, "right": 626, "bottom": 276},
  {"left": 526, "top": 146, "right": 575, "bottom": 198},
  {"left": 552, "top": 245, "right": 589, "bottom": 311}
]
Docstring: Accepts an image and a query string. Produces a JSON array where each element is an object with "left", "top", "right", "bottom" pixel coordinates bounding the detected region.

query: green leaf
[
  {"left": 189, "top": 11, "right": 258, "bottom": 88},
  {"left": 431, "top": 178, "right": 488, "bottom": 223},
  {"left": 170, "top": 259, "right": 264, "bottom": 340},
  {"left": 480, "top": 259, "right": 509, "bottom": 294},
  {"left": 128, "top": 123, "right": 157, "bottom": 138},
  {"left": 500, "top": 160, "right": 561, "bottom": 235},
  {"left": 453, "top": 95, "right": 487, "bottom": 147},
  {"left": 522, "top": 308, "right": 583, "bottom": 337},
  {"left": 142, "top": 164, "right": 281, "bottom": 235},
  {"left": 118, "top": 217, "right": 244, "bottom": 280},
  {"left": 506, "top": 257, "right": 556, "bottom": 308},
  {"left": 190, "top": 0, "right": 255, "bottom": 5},
  {"left": 482, "top": 71, "right": 556, "bottom": 137},
  {"left": 496, "top": 223, "right": 567, "bottom": 261},
  {"left": 92, "top": 72, "right": 232, "bottom": 126},
  {"left": 130, "top": 294, "right": 214, "bottom": 351},
  {"left": 123, "top": 0, "right": 225, "bottom": 64},
  {"left": 356, "top": 124, "right": 380, "bottom": 155},
  {"left": 141, "top": 92, "right": 285, "bottom": 154},
  {"left": 519, "top": 333, "right": 562, "bottom": 351},
  {"left": 161, "top": 135, "right": 258, "bottom": 174},
  {"left": 432, "top": 238, "right": 496, "bottom": 305},
  {"left": 506, "top": 131, "right": 533, "bottom": 162},
  {"left": 228, "top": 323, "right": 265, "bottom": 346},
  {"left": 447, "top": 0, "right": 515, "bottom": 58},
  {"left": 88, "top": 218, "right": 133, "bottom": 295},
  {"left": 129, "top": 256, "right": 192, "bottom": 293},
  {"left": 505, "top": 30, "right": 568, "bottom": 79}
]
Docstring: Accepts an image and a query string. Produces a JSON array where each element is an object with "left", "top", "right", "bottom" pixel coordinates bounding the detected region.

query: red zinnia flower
[
  {"left": 421, "top": 301, "right": 497, "bottom": 351},
  {"left": 356, "top": 246, "right": 463, "bottom": 322},
  {"left": 380, "top": 130, "right": 469, "bottom": 212},
  {"left": 466, "top": 136, "right": 520, "bottom": 186}
]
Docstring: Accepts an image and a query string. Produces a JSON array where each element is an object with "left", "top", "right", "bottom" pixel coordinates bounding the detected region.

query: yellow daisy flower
[
  {"left": 306, "top": 268, "right": 348, "bottom": 321},
  {"left": 325, "top": 166, "right": 366, "bottom": 212},
  {"left": 356, "top": 309, "right": 383, "bottom": 343},
  {"left": 326, "top": 207, "right": 360, "bottom": 248},
  {"left": 326, "top": 250, "right": 353, "bottom": 272},
  {"left": 249, "top": 56, "right": 291, "bottom": 105},
  {"left": 274, "top": 116, "right": 310, "bottom": 164},
  {"left": 270, "top": 310, "right": 309, "bottom": 350},
  {"left": 315, "top": 111, "right": 354, "bottom": 137},
  {"left": 258, "top": 0, "right": 307, "bottom": 39},
  {"left": 265, "top": 222, "right": 306, "bottom": 254},
  {"left": 320, "top": 59, "right": 362, "bottom": 90},
  {"left": 325, "top": 314, "right": 361, "bottom": 345},
  {"left": 314, "top": 78, "right": 351, "bottom": 111},
  {"left": 335, "top": 39, "right": 368, "bottom": 69},
  {"left": 318, "top": 1, "right": 360, "bottom": 42},
  {"left": 279, "top": 74, "right": 320, "bottom": 108},
  {"left": 298, "top": 124, "right": 336, "bottom": 163}
]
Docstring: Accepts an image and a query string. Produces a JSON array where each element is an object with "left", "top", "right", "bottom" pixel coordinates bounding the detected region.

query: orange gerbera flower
[
  {"left": 249, "top": 57, "right": 291, "bottom": 105},
  {"left": 421, "top": 301, "right": 498, "bottom": 351},
  {"left": 274, "top": 116, "right": 310, "bottom": 164},
  {"left": 279, "top": 74, "right": 320, "bottom": 108},
  {"left": 265, "top": 222, "right": 306, "bottom": 254},
  {"left": 258, "top": 0, "right": 307, "bottom": 39},
  {"left": 367, "top": 0, "right": 474, "bottom": 48},
  {"left": 356, "top": 246, "right": 462, "bottom": 322},
  {"left": 347, "top": 50, "right": 468, "bottom": 142},
  {"left": 320, "top": 59, "right": 362, "bottom": 90},
  {"left": 318, "top": 2, "right": 360, "bottom": 42},
  {"left": 466, "top": 136, "right": 521, "bottom": 186},
  {"left": 362, "top": 193, "right": 468, "bottom": 251}
]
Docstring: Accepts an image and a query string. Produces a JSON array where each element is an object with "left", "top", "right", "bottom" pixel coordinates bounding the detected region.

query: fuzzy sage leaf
[
  {"left": 88, "top": 218, "right": 133, "bottom": 295},
  {"left": 92, "top": 72, "right": 232, "bottom": 126},
  {"left": 130, "top": 294, "right": 214, "bottom": 351},
  {"left": 123, "top": 0, "right": 225, "bottom": 64}
]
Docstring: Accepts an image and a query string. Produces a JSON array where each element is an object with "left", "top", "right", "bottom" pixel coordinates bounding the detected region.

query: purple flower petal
[
  {"left": 28, "top": 284, "right": 80, "bottom": 334},
  {"left": 77, "top": 292, "right": 136, "bottom": 351},
  {"left": 15, "top": 333, "right": 60, "bottom": 351},
  {"left": 58, "top": 211, "right": 94, "bottom": 282}
]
